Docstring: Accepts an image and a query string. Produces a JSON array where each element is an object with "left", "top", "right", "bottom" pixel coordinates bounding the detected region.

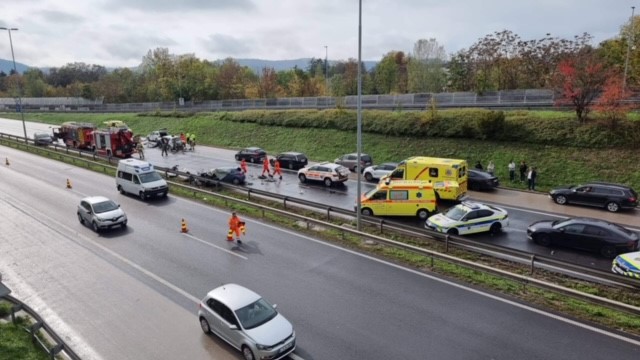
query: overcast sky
[{"left": 0, "top": 0, "right": 634, "bottom": 68}]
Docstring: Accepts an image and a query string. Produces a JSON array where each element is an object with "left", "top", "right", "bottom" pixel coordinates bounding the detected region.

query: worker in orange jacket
[
  {"left": 240, "top": 159, "right": 248, "bottom": 174},
  {"left": 272, "top": 159, "right": 282, "bottom": 180},
  {"left": 261, "top": 156, "right": 271, "bottom": 177},
  {"left": 228, "top": 212, "right": 242, "bottom": 243}
]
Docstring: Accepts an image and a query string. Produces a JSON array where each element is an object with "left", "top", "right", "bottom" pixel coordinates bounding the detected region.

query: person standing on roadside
[
  {"left": 189, "top": 133, "right": 196, "bottom": 151},
  {"left": 527, "top": 166, "right": 538, "bottom": 191},
  {"left": 136, "top": 141, "right": 145, "bottom": 160},
  {"left": 228, "top": 211, "right": 242, "bottom": 244},
  {"left": 519, "top": 160, "right": 527, "bottom": 183},
  {"left": 272, "top": 158, "right": 283, "bottom": 180},
  {"left": 508, "top": 160, "right": 516, "bottom": 182},
  {"left": 261, "top": 156, "right": 271, "bottom": 177},
  {"left": 161, "top": 138, "right": 169, "bottom": 157},
  {"left": 240, "top": 158, "right": 248, "bottom": 174},
  {"left": 487, "top": 161, "right": 495, "bottom": 175}
]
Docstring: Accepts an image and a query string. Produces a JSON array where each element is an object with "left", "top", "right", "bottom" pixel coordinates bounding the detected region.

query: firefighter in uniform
[{"left": 272, "top": 159, "right": 282, "bottom": 180}]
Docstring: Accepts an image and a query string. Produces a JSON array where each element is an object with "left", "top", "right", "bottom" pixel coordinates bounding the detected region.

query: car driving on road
[
  {"left": 425, "top": 201, "right": 508, "bottom": 235},
  {"left": 527, "top": 217, "right": 639, "bottom": 258},
  {"left": 548, "top": 182, "right": 638, "bottom": 213},
  {"left": 77, "top": 196, "right": 127, "bottom": 233},
  {"left": 198, "top": 284, "right": 296, "bottom": 360}
]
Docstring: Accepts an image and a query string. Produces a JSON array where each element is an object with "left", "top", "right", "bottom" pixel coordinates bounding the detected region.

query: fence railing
[
  {"left": 0, "top": 279, "right": 81, "bottom": 360},
  {"left": 2, "top": 133, "right": 639, "bottom": 316}
]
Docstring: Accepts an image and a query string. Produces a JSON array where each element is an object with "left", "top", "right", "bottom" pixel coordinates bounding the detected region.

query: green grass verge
[
  {"left": 0, "top": 301, "right": 49, "bottom": 360},
  {"left": 3, "top": 136, "right": 640, "bottom": 337},
  {"left": 3, "top": 111, "right": 640, "bottom": 191}
]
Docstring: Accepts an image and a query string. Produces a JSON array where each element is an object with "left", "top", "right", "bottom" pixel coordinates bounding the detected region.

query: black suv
[
  {"left": 235, "top": 147, "right": 267, "bottom": 163},
  {"left": 549, "top": 182, "right": 638, "bottom": 212},
  {"left": 270, "top": 152, "right": 308, "bottom": 170}
]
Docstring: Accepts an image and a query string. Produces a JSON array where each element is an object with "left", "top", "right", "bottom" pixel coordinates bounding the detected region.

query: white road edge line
[{"left": 182, "top": 233, "right": 248, "bottom": 260}]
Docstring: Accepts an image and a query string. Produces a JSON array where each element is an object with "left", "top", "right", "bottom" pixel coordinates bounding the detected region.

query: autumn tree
[
  {"left": 553, "top": 49, "right": 609, "bottom": 123},
  {"left": 408, "top": 38, "right": 447, "bottom": 93},
  {"left": 257, "top": 67, "right": 279, "bottom": 98},
  {"left": 593, "top": 75, "right": 633, "bottom": 129}
]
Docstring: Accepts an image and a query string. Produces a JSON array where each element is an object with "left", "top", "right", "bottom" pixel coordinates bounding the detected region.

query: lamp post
[
  {"left": 0, "top": 26, "right": 27, "bottom": 142},
  {"left": 623, "top": 6, "right": 635, "bottom": 90},
  {"left": 324, "top": 45, "right": 329, "bottom": 95},
  {"left": 356, "top": 0, "right": 363, "bottom": 230}
]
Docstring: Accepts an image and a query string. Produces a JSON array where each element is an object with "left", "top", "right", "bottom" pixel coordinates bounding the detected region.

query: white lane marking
[{"left": 182, "top": 233, "right": 248, "bottom": 260}]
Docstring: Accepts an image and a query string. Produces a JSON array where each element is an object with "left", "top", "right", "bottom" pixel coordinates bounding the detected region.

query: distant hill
[
  {"left": 0, "top": 58, "right": 378, "bottom": 75},
  {"left": 0, "top": 59, "right": 30, "bottom": 74}
]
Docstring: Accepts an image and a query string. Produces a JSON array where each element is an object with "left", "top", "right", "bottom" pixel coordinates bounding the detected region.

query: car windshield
[
  {"left": 443, "top": 206, "right": 468, "bottom": 221},
  {"left": 235, "top": 298, "right": 277, "bottom": 330},
  {"left": 553, "top": 219, "right": 572, "bottom": 227},
  {"left": 92, "top": 200, "right": 118, "bottom": 214},
  {"left": 139, "top": 171, "right": 163, "bottom": 183}
]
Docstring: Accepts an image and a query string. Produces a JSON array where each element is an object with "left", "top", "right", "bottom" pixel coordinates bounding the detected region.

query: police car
[
  {"left": 425, "top": 201, "right": 509, "bottom": 235},
  {"left": 612, "top": 251, "right": 640, "bottom": 279}
]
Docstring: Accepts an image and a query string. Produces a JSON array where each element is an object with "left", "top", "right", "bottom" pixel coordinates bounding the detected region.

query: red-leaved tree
[
  {"left": 553, "top": 50, "right": 609, "bottom": 123},
  {"left": 593, "top": 76, "right": 633, "bottom": 129}
]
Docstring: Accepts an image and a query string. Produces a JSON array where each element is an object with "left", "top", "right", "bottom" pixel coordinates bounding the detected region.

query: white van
[{"left": 116, "top": 159, "right": 168, "bottom": 200}]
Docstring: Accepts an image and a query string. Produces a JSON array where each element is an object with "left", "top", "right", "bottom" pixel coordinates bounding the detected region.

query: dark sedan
[
  {"left": 468, "top": 169, "right": 499, "bottom": 191},
  {"left": 549, "top": 182, "right": 638, "bottom": 212},
  {"left": 199, "top": 167, "right": 246, "bottom": 185},
  {"left": 270, "top": 151, "right": 308, "bottom": 170},
  {"left": 235, "top": 147, "right": 267, "bottom": 163},
  {"left": 527, "top": 217, "right": 639, "bottom": 258}
]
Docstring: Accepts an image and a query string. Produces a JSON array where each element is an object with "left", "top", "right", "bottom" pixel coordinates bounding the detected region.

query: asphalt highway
[{"left": 1, "top": 136, "right": 640, "bottom": 359}]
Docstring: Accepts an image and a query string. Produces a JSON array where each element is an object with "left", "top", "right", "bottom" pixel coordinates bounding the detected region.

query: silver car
[
  {"left": 198, "top": 284, "right": 296, "bottom": 360},
  {"left": 363, "top": 162, "right": 398, "bottom": 182},
  {"left": 77, "top": 196, "right": 128, "bottom": 232}
]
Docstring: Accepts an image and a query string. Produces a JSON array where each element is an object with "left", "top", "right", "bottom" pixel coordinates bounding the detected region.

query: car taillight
[{"left": 629, "top": 197, "right": 637, "bottom": 203}]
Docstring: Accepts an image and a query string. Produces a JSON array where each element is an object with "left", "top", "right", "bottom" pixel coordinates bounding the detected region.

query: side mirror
[{"left": 228, "top": 324, "right": 238, "bottom": 330}]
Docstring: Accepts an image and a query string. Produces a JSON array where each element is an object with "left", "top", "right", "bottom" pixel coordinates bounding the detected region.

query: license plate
[{"left": 279, "top": 341, "right": 293, "bottom": 353}]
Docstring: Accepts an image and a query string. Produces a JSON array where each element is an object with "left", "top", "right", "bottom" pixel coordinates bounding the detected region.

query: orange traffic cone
[
  {"left": 181, "top": 219, "right": 189, "bottom": 233},
  {"left": 5, "top": 157, "right": 9, "bottom": 166},
  {"left": 66, "top": 179, "right": 72, "bottom": 189},
  {"left": 227, "top": 229, "right": 234, "bottom": 241}
]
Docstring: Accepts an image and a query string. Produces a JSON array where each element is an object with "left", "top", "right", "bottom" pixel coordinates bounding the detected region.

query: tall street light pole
[
  {"left": 324, "top": 45, "right": 329, "bottom": 95},
  {"left": 356, "top": 0, "right": 363, "bottom": 230},
  {"left": 623, "top": 6, "right": 636, "bottom": 90},
  {"left": 0, "top": 27, "right": 27, "bottom": 143}
]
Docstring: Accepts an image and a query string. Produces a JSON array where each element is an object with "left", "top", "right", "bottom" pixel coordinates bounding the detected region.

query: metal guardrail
[
  {"left": 0, "top": 284, "right": 81, "bottom": 360},
  {"left": 2, "top": 133, "right": 639, "bottom": 316}
]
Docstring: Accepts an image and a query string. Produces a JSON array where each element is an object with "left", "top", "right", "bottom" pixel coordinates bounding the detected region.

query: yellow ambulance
[
  {"left": 384, "top": 157, "right": 468, "bottom": 201},
  {"left": 358, "top": 180, "right": 438, "bottom": 220}
]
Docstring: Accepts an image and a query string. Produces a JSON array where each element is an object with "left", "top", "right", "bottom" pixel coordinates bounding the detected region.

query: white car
[
  {"left": 425, "top": 201, "right": 508, "bottom": 235},
  {"left": 363, "top": 162, "right": 398, "bottom": 182},
  {"left": 198, "top": 284, "right": 296, "bottom": 360},
  {"left": 298, "top": 162, "right": 350, "bottom": 187},
  {"left": 77, "top": 196, "right": 127, "bottom": 232}
]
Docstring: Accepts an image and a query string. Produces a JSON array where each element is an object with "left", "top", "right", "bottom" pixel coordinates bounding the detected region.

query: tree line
[{"left": 0, "top": 17, "right": 638, "bottom": 111}]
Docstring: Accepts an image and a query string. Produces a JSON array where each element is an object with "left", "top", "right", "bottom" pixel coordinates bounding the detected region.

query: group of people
[
  {"left": 476, "top": 159, "right": 538, "bottom": 191},
  {"left": 180, "top": 132, "right": 197, "bottom": 151},
  {"left": 239, "top": 156, "right": 283, "bottom": 180}
]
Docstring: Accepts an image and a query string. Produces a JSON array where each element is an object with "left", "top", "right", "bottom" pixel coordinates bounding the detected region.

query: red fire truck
[
  {"left": 93, "top": 121, "right": 135, "bottom": 158},
  {"left": 52, "top": 122, "right": 96, "bottom": 149}
]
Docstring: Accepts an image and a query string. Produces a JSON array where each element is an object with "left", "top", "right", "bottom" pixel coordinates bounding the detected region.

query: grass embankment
[
  {"left": 0, "top": 301, "right": 49, "bottom": 360},
  {"left": 5, "top": 110, "right": 640, "bottom": 192},
  {"left": 2, "top": 136, "right": 640, "bottom": 336}
]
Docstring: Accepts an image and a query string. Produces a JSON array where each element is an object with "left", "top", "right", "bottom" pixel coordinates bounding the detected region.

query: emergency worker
[
  {"left": 272, "top": 159, "right": 282, "bottom": 180},
  {"left": 261, "top": 156, "right": 271, "bottom": 177},
  {"left": 136, "top": 141, "right": 145, "bottom": 160},
  {"left": 240, "top": 159, "right": 248, "bottom": 174},
  {"left": 228, "top": 212, "right": 242, "bottom": 243},
  {"left": 189, "top": 133, "right": 196, "bottom": 150}
]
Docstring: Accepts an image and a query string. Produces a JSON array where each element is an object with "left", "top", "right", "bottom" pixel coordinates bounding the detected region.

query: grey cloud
[
  {"left": 106, "top": 0, "right": 254, "bottom": 12},
  {"left": 103, "top": 34, "right": 177, "bottom": 63},
  {"left": 202, "top": 34, "right": 253, "bottom": 56},
  {"left": 35, "top": 10, "right": 84, "bottom": 24}
]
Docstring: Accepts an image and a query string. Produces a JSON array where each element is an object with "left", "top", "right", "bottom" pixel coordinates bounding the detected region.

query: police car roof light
[{"left": 461, "top": 201, "right": 480, "bottom": 209}]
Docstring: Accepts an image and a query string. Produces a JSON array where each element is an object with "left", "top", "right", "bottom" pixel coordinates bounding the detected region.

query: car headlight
[{"left": 255, "top": 343, "right": 271, "bottom": 351}]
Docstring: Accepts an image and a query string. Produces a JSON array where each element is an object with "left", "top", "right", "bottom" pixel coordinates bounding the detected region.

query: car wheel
[
  {"left": 242, "top": 346, "right": 255, "bottom": 360},
  {"left": 77, "top": 213, "right": 84, "bottom": 224},
  {"left": 600, "top": 246, "right": 617, "bottom": 259},
  {"left": 117, "top": 185, "right": 124, "bottom": 194},
  {"left": 199, "top": 317, "right": 211, "bottom": 334},
  {"left": 361, "top": 208, "right": 373, "bottom": 216},
  {"left": 554, "top": 195, "right": 568, "bottom": 205},
  {"left": 489, "top": 222, "right": 502, "bottom": 235},
  {"left": 605, "top": 201, "right": 620, "bottom": 213},
  {"left": 417, "top": 209, "right": 429, "bottom": 220},
  {"left": 535, "top": 234, "right": 551, "bottom": 247},
  {"left": 288, "top": 163, "right": 294, "bottom": 170},
  {"left": 365, "top": 172, "right": 373, "bottom": 182},
  {"left": 470, "top": 183, "right": 480, "bottom": 191},
  {"left": 235, "top": 155, "right": 240, "bottom": 161},
  {"left": 323, "top": 178, "right": 333, "bottom": 187},
  {"left": 250, "top": 157, "right": 256, "bottom": 163},
  {"left": 139, "top": 192, "right": 146, "bottom": 200},
  {"left": 232, "top": 178, "right": 240, "bottom": 185},
  {"left": 298, "top": 174, "right": 307, "bottom": 183},
  {"left": 92, "top": 221, "right": 100, "bottom": 233},
  {"left": 447, "top": 228, "right": 458, "bottom": 236}
]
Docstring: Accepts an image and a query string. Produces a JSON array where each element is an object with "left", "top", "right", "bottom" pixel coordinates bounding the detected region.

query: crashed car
[{"left": 197, "top": 167, "right": 246, "bottom": 186}]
